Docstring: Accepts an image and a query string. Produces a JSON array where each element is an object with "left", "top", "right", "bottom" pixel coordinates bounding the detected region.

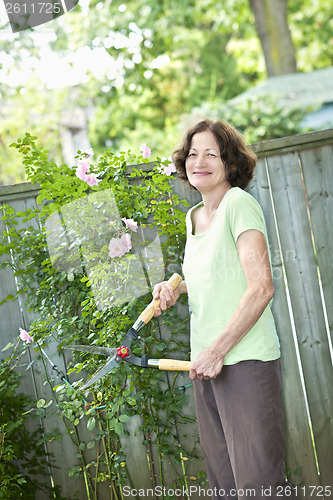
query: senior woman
[{"left": 153, "top": 119, "right": 297, "bottom": 499}]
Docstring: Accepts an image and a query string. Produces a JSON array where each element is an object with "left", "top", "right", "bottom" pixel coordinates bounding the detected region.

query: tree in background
[
  {"left": 0, "top": 0, "right": 332, "bottom": 185},
  {"left": 250, "top": 0, "right": 297, "bottom": 76}
]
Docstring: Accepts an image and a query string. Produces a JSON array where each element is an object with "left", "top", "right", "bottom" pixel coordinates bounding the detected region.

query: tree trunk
[{"left": 249, "top": 0, "right": 297, "bottom": 77}]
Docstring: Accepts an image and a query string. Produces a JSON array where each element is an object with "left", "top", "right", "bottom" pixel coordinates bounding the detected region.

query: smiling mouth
[{"left": 194, "top": 172, "right": 211, "bottom": 176}]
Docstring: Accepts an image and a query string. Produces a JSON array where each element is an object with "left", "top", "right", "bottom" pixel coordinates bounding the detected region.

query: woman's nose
[{"left": 194, "top": 154, "right": 206, "bottom": 167}]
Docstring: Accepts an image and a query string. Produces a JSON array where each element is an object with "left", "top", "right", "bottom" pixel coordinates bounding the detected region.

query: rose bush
[{"left": 0, "top": 134, "right": 205, "bottom": 499}]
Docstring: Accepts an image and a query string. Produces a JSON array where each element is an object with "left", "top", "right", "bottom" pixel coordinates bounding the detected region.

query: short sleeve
[{"left": 227, "top": 191, "right": 266, "bottom": 242}]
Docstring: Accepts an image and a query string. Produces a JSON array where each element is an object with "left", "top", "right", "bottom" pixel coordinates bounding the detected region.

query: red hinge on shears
[{"left": 117, "top": 345, "right": 130, "bottom": 359}]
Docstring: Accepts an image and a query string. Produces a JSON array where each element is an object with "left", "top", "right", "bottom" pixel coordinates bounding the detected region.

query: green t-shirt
[{"left": 182, "top": 187, "right": 280, "bottom": 364}]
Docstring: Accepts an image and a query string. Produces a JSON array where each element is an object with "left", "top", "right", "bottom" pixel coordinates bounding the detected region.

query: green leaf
[
  {"left": 2, "top": 342, "right": 15, "bottom": 352},
  {"left": 156, "top": 342, "right": 167, "bottom": 352},
  {"left": 126, "top": 397, "right": 136, "bottom": 406},
  {"left": 4, "top": 206, "right": 15, "bottom": 216},
  {"left": 6, "top": 420, "right": 23, "bottom": 433},
  {"left": 181, "top": 199, "right": 191, "bottom": 207},
  {"left": 119, "top": 414, "right": 130, "bottom": 423},
  {"left": 127, "top": 298, "right": 138, "bottom": 309},
  {"left": 37, "top": 399, "right": 46, "bottom": 408},
  {"left": 114, "top": 422, "right": 124, "bottom": 436},
  {"left": 0, "top": 294, "right": 18, "bottom": 306},
  {"left": 87, "top": 416, "right": 96, "bottom": 431}
]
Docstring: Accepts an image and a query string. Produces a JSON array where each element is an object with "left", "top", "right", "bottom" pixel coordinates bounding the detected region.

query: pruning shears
[{"left": 66, "top": 273, "right": 191, "bottom": 390}]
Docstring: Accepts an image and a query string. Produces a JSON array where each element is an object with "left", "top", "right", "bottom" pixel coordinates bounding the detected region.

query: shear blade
[
  {"left": 66, "top": 344, "right": 116, "bottom": 357},
  {"left": 80, "top": 354, "right": 119, "bottom": 390}
]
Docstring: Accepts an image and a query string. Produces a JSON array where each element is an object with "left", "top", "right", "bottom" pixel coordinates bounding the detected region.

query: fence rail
[{"left": 1, "top": 128, "right": 332, "bottom": 499}]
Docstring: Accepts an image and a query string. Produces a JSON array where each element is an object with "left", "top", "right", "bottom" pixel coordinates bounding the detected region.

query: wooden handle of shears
[
  {"left": 138, "top": 273, "right": 183, "bottom": 325},
  {"left": 157, "top": 359, "right": 191, "bottom": 371}
]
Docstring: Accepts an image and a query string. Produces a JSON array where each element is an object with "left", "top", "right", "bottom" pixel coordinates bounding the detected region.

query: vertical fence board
[
  {"left": 266, "top": 152, "right": 333, "bottom": 488},
  {"left": 248, "top": 161, "right": 319, "bottom": 490},
  {"left": 298, "top": 145, "right": 333, "bottom": 487},
  {"left": 120, "top": 415, "right": 153, "bottom": 491},
  {"left": 299, "top": 145, "right": 333, "bottom": 344},
  {"left": 0, "top": 219, "right": 24, "bottom": 354}
]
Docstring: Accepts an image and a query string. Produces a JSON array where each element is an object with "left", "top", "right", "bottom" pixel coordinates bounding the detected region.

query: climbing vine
[{"left": 0, "top": 134, "right": 206, "bottom": 499}]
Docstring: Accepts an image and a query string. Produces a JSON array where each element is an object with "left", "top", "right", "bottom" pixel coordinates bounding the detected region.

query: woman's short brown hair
[{"left": 172, "top": 119, "right": 257, "bottom": 190}]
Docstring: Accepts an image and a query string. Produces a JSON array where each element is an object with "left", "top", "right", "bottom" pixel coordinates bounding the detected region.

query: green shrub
[
  {"left": 0, "top": 355, "right": 54, "bottom": 499},
  {"left": 0, "top": 134, "right": 203, "bottom": 498}
]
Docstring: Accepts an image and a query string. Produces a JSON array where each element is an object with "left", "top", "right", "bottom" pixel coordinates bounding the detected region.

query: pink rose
[
  {"left": 121, "top": 218, "right": 138, "bottom": 232},
  {"left": 160, "top": 157, "right": 176, "bottom": 176},
  {"left": 120, "top": 233, "right": 132, "bottom": 251},
  {"left": 108, "top": 234, "right": 132, "bottom": 258},
  {"left": 19, "top": 328, "right": 33, "bottom": 344},
  {"left": 84, "top": 148, "right": 94, "bottom": 158},
  {"left": 140, "top": 143, "right": 151, "bottom": 159},
  {"left": 85, "top": 173, "right": 101, "bottom": 187},
  {"left": 163, "top": 163, "right": 176, "bottom": 176},
  {"left": 108, "top": 238, "right": 126, "bottom": 258},
  {"left": 76, "top": 160, "right": 90, "bottom": 180}
]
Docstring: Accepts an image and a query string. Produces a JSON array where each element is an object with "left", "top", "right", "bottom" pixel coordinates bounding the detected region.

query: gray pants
[{"left": 193, "top": 359, "right": 298, "bottom": 499}]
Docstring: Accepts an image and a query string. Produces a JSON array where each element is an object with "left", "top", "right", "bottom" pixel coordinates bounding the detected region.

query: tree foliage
[
  {"left": 0, "top": 0, "right": 332, "bottom": 185},
  {"left": 190, "top": 92, "right": 313, "bottom": 144}
]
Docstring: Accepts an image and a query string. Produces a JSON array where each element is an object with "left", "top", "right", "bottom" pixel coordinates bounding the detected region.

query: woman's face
[{"left": 185, "top": 130, "right": 227, "bottom": 194}]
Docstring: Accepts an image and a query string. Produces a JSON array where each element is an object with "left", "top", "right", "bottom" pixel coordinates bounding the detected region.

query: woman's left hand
[{"left": 190, "top": 347, "right": 224, "bottom": 380}]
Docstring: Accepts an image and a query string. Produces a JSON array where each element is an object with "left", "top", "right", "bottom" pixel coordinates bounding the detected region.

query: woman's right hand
[{"left": 152, "top": 280, "right": 184, "bottom": 317}]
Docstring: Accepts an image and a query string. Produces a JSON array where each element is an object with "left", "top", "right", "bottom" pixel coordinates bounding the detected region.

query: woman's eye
[{"left": 188, "top": 153, "right": 196, "bottom": 157}]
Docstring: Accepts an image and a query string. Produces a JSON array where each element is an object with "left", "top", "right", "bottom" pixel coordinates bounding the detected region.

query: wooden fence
[
  {"left": 251, "top": 130, "right": 333, "bottom": 492},
  {"left": 1, "top": 128, "right": 332, "bottom": 499}
]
